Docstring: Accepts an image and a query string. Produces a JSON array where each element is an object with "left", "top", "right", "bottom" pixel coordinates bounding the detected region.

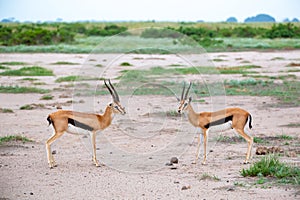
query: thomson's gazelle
[
  {"left": 177, "top": 82, "right": 253, "bottom": 165},
  {"left": 46, "top": 80, "right": 125, "bottom": 168}
]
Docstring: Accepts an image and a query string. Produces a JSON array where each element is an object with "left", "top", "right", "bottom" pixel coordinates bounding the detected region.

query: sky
[{"left": 0, "top": 0, "right": 299, "bottom": 22}]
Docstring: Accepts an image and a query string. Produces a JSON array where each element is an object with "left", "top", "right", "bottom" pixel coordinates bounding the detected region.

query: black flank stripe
[
  {"left": 204, "top": 115, "right": 233, "bottom": 129},
  {"left": 68, "top": 118, "right": 94, "bottom": 131}
]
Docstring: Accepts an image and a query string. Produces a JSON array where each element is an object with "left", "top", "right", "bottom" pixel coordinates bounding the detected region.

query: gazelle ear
[{"left": 188, "top": 96, "right": 192, "bottom": 102}]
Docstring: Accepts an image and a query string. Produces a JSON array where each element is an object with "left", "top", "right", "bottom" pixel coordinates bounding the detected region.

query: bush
[
  {"left": 0, "top": 24, "right": 75, "bottom": 46},
  {"left": 86, "top": 25, "right": 128, "bottom": 36},
  {"left": 265, "top": 23, "right": 300, "bottom": 39},
  {"left": 140, "top": 28, "right": 182, "bottom": 38}
]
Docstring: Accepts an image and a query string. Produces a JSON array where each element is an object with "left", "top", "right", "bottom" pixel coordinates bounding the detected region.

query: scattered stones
[
  {"left": 181, "top": 185, "right": 191, "bottom": 190},
  {"left": 51, "top": 150, "right": 57, "bottom": 155},
  {"left": 170, "top": 157, "right": 178, "bottom": 164},
  {"left": 256, "top": 146, "right": 284, "bottom": 155}
]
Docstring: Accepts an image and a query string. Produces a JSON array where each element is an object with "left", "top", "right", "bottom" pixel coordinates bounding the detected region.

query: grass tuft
[
  {"left": 0, "top": 108, "right": 14, "bottom": 113},
  {"left": 0, "top": 135, "right": 32, "bottom": 145},
  {"left": 241, "top": 155, "right": 300, "bottom": 185},
  {"left": 0, "top": 85, "right": 49, "bottom": 94},
  {"left": 120, "top": 62, "right": 132, "bottom": 66},
  {"left": 0, "top": 66, "right": 54, "bottom": 76},
  {"left": 0, "top": 61, "right": 28, "bottom": 65},
  {"left": 51, "top": 61, "right": 79, "bottom": 65},
  {"left": 40, "top": 94, "right": 54, "bottom": 100}
]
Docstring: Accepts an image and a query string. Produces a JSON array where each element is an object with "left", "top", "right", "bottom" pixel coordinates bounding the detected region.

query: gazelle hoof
[{"left": 243, "top": 160, "right": 250, "bottom": 164}]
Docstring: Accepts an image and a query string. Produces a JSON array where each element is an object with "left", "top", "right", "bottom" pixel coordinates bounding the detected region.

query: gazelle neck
[
  {"left": 100, "top": 106, "right": 114, "bottom": 130},
  {"left": 186, "top": 103, "right": 199, "bottom": 127}
]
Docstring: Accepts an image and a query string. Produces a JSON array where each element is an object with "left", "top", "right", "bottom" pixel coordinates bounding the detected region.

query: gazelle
[
  {"left": 46, "top": 79, "right": 125, "bottom": 168},
  {"left": 177, "top": 82, "right": 253, "bottom": 165}
]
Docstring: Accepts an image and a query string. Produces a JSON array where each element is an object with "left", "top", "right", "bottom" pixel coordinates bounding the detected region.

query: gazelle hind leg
[
  {"left": 90, "top": 131, "right": 99, "bottom": 167},
  {"left": 235, "top": 128, "right": 253, "bottom": 164},
  {"left": 46, "top": 131, "right": 64, "bottom": 168}
]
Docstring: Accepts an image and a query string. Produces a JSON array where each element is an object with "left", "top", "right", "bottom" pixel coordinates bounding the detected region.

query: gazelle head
[
  {"left": 104, "top": 79, "right": 126, "bottom": 115},
  {"left": 177, "top": 82, "right": 192, "bottom": 114}
]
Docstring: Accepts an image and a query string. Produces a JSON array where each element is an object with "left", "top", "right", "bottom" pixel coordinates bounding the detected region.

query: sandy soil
[{"left": 0, "top": 51, "right": 299, "bottom": 199}]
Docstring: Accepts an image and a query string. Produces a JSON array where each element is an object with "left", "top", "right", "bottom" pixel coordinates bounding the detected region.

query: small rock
[
  {"left": 287, "top": 151, "right": 297, "bottom": 157},
  {"left": 56, "top": 105, "right": 62, "bottom": 109},
  {"left": 52, "top": 150, "right": 56, "bottom": 155},
  {"left": 227, "top": 187, "right": 235, "bottom": 191},
  {"left": 165, "top": 162, "right": 173, "bottom": 166},
  {"left": 170, "top": 157, "right": 178, "bottom": 164},
  {"left": 181, "top": 185, "right": 191, "bottom": 190},
  {"left": 30, "top": 192, "right": 34, "bottom": 195},
  {"left": 170, "top": 166, "right": 177, "bottom": 170}
]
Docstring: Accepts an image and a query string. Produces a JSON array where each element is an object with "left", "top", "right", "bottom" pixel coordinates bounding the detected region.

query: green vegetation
[
  {"left": 20, "top": 104, "right": 45, "bottom": 110},
  {"left": 225, "top": 79, "right": 300, "bottom": 105},
  {"left": 0, "top": 61, "right": 28, "bottom": 65},
  {"left": 21, "top": 78, "right": 39, "bottom": 81},
  {"left": 40, "top": 94, "right": 54, "bottom": 100},
  {"left": 0, "top": 85, "right": 49, "bottom": 94},
  {"left": 0, "top": 108, "right": 14, "bottom": 113},
  {"left": 278, "top": 134, "right": 293, "bottom": 140},
  {"left": 0, "top": 22, "right": 300, "bottom": 53},
  {"left": 51, "top": 61, "right": 79, "bottom": 65},
  {"left": 0, "top": 66, "right": 54, "bottom": 76},
  {"left": 120, "top": 62, "right": 132, "bottom": 66},
  {"left": 55, "top": 75, "right": 104, "bottom": 83},
  {"left": 0, "top": 65, "right": 9, "bottom": 70},
  {"left": 0, "top": 135, "right": 32, "bottom": 145},
  {"left": 241, "top": 155, "right": 300, "bottom": 185},
  {"left": 199, "top": 173, "right": 221, "bottom": 181}
]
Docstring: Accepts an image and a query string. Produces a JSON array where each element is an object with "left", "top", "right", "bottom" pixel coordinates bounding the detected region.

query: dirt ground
[{"left": 0, "top": 51, "right": 299, "bottom": 199}]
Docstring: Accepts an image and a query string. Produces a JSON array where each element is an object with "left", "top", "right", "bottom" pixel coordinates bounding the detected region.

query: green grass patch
[
  {"left": 20, "top": 103, "right": 45, "bottom": 110},
  {"left": 51, "top": 61, "right": 79, "bottom": 65},
  {"left": 0, "top": 65, "right": 10, "bottom": 70},
  {"left": 55, "top": 75, "right": 104, "bottom": 83},
  {"left": 0, "top": 135, "right": 32, "bottom": 145},
  {"left": 280, "top": 123, "right": 300, "bottom": 128},
  {"left": 218, "top": 65, "right": 261, "bottom": 74},
  {"left": 278, "top": 134, "right": 294, "bottom": 140},
  {"left": 271, "top": 57, "right": 285, "bottom": 61},
  {"left": 120, "top": 62, "right": 132, "bottom": 66},
  {"left": 21, "top": 77, "right": 39, "bottom": 81},
  {"left": 0, "top": 85, "right": 49, "bottom": 94},
  {"left": 254, "top": 137, "right": 266, "bottom": 144},
  {"left": 0, "top": 108, "right": 14, "bottom": 113},
  {"left": 0, "top": 61, "right": 28, "bottom": 65},
  {"left": 199, "top": 173, "right": 221, "bottom": 181},
  {"left": 241, "top": 155, "right": 300, "bottom": 185},
  {"left": 225, "top": 79, "right": 300, "bottom": 106},
  {"left": 40, "top": 94, "right": 54, "bottom": 100},
  {"left": 0, "top": 66, "right": 54, "bottom": 76}
]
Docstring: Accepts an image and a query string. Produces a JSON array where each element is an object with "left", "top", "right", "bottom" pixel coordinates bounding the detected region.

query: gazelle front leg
[
  {"left": 46, "top": 131, "right": 64, "bottom": 168},
  {"left": 90, "top": 131, "right": 100, "bottom": 167},
  {"left": 201, "top": 130, "right": 208, "bottom": 165}
]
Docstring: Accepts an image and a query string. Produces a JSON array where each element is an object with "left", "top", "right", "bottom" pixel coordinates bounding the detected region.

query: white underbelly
[{"left": 67, "top": 124, "right": 91, "bottom": 135}]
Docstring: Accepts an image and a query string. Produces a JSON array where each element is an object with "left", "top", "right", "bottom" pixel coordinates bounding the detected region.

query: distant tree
[
  {"left": 244, "top": 14, "right": 275, "bottom": 23},
  {"left": 226, "top": 17, "right": 238, "bottom": 23},
  {"left": 283, "top": 18, "right": 290, "bottom": 22},
  {"left": 291, "top": 18, "right": 299, "bottom": 22}
]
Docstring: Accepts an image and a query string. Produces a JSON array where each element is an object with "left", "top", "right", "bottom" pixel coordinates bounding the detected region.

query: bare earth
[{"left": 0, "top": 51, "right": 299, "bottom": 199}]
